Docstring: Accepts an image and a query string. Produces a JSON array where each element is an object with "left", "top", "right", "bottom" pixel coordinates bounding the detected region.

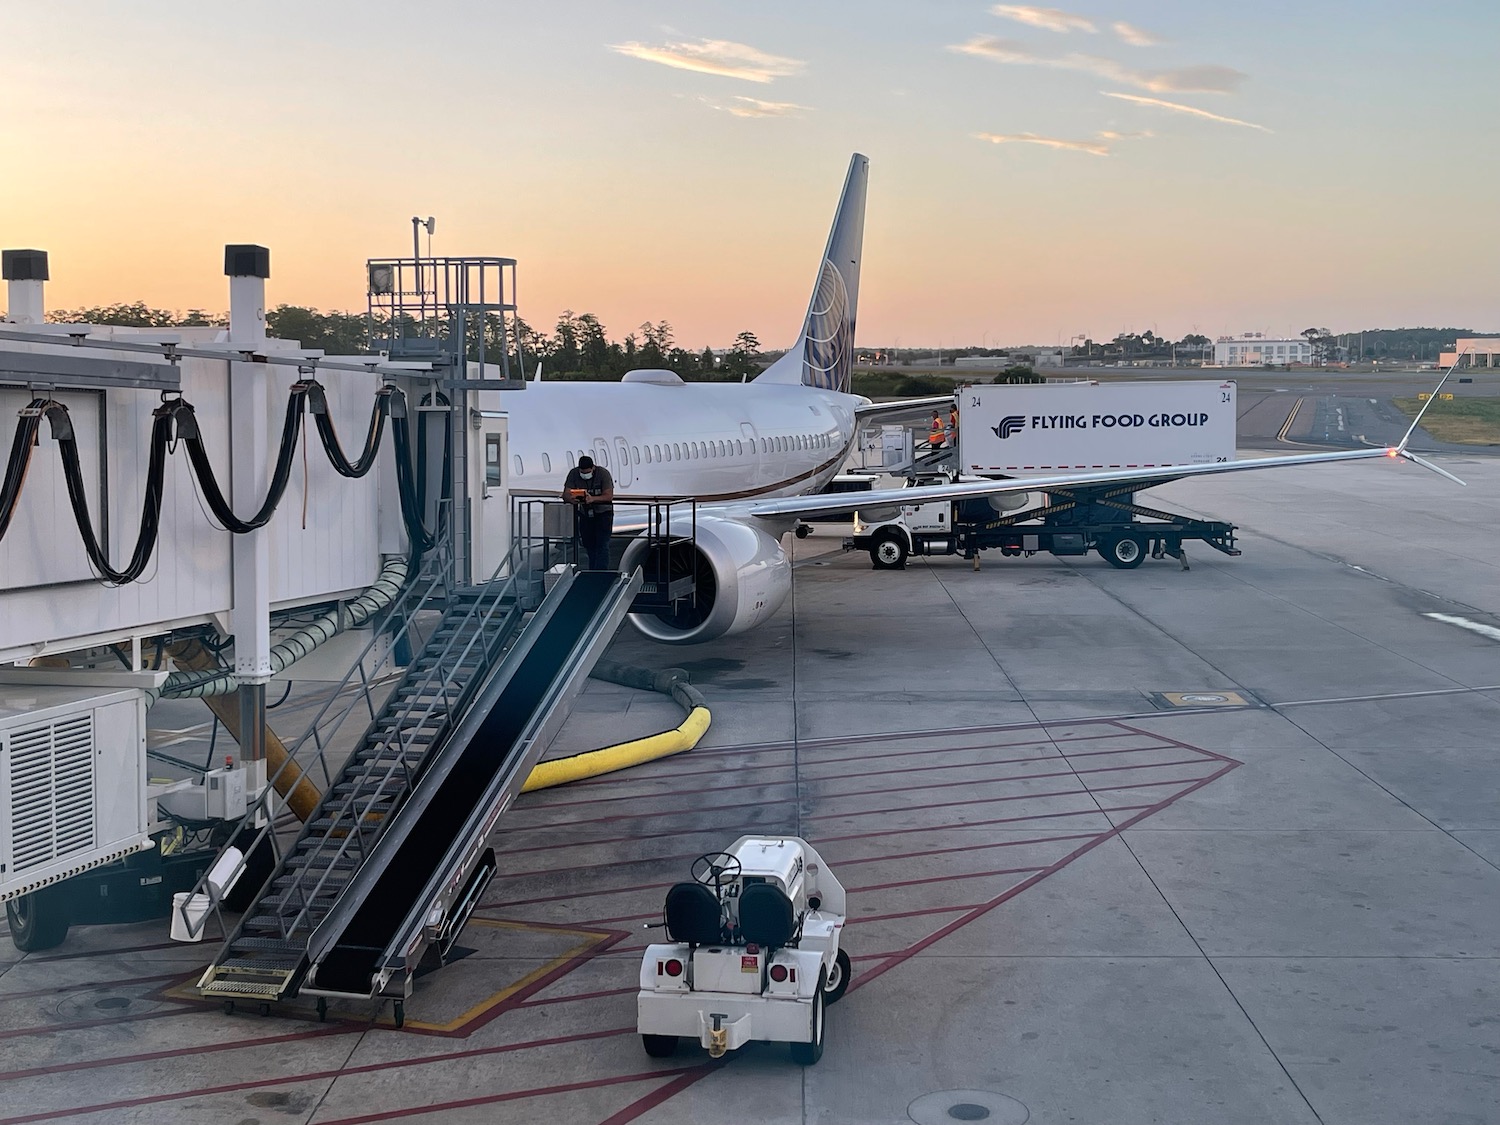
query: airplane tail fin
[{"left": 755, "top": 153, "right": 868, "bottom": 394}]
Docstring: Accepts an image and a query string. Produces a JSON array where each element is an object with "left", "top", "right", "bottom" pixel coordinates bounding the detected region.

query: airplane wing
[{"left": 703, "top": 444, "right": 1459, "bottom": 524}]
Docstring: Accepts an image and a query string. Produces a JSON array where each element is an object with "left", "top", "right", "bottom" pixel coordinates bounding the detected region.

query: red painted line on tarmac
[
  {"left": 0, "top": 1026, "right": 642, "bottom": 1125},
  {"left": 506, "top": 756, "right": 1218, "bottom": 839},
  {"left": 0, "top": 969, "right": 187, "bottom": 1004},
  {"left": 316, "top": 1067, "right": 712, "bottom": 1125},
  {"left": 513, "top": 985, "right": 639, "bottom": 1009},
  {"left": 595, "top": 1064, "right": 723, "bottom": 1125},
  {"left": 802, "top": 777, "right": 1208, "bottom": 824},
  {"left": 489, "top": 877, "right": 676, "bottom": 909},
  {"left": 537, "top": 726, "right": 1159, "bottom": 801},
  {"left": 845, "top": 903, "right": 983, "bottom": 926},
  {"left": 848, "top": 864, "right": 1047, "bottom": 895},
  {"left": 847, "top": 763, "right": 1238, "bottom": 992},
  {"left": 820, "top": 804, "right": 1153, "bottom": 844},
  {"left": 497, "top": 767, "right": 1164, "bottom": 861},
  {"left": 506, "top": 739, "right": 1180, "bottom": 828},
  {"left": 1114, "top": 719, "right": 1241, "bottom": 763},
  {"left": 0, "top": 1023, "right": 352, "bottom": 1083},
  {"left": 834, "top": 832, "right": 1100, "bottom": 870},
  {"left": 24, "top": 940, "right": 185, "bottom": 964},
  {"left": 0, "top": 1004, "right": 191, "bottom": 1042}
]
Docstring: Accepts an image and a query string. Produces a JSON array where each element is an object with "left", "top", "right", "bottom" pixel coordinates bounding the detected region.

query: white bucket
[{"left": 170, "top": 892, "right": 212, "bottom": 942}]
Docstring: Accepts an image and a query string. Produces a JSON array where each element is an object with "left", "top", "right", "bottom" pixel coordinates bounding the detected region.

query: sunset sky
[{"left": 4, "top": 1, "right": 1497, "bottom": 350}]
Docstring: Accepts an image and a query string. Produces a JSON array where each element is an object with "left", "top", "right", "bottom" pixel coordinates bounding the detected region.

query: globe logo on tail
[
  {"left": 992, "top": 415, "right": 1027, "bottom": 439},
  {"left": 802, "top": 260, "right": 853, "bottom": 393}
]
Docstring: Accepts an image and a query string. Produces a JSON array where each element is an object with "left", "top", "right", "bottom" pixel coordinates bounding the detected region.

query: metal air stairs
[{"left": 198, "top": 564, "right": 524, "bottom": 1004}]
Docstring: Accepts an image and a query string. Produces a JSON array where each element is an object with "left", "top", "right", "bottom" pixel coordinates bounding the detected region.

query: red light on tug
[
  {"left": 665, "top": 959, "right": 684, "bottom": 977},
  {"left": 769, "top": 964, "right": 789, "bottom": 983}
]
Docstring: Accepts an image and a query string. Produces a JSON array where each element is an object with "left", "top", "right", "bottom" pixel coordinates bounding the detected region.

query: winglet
[
  {"left": 1395, "top": 349, "right": 1467, "bottom": 453},
  {"left": 1396, "top": 448, "right": 1466, "bottom": 486}
]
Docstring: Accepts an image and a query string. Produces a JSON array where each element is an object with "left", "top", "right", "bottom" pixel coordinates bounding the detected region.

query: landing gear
[{"left": 316, "top": 997, "right": 328, "bottom": 1022}]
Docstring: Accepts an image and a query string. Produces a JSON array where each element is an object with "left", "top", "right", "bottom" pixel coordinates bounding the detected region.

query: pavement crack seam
[{"left": 1112, "top": 818, "right": 1329, "bottom": 1125}]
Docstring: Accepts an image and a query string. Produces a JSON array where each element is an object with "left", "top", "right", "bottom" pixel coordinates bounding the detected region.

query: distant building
[
  {"left": 1213, "top": 334, "right": 1313, "bottom": 366},
  {"left": 1438, "top": 337, "right": 1500, "bottom": 368},
  {"left": 953, "top": 349, "right": 1065, "bottom": 369}
]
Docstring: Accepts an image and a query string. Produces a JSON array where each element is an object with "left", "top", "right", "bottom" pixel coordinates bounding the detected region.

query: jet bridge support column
[{"left": 227, "top": 245, "right": 272, "bottom": 775}]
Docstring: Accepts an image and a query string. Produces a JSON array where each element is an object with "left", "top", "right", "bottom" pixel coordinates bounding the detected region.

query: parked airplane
[{"left": 499, "top": 154, "right": 1457, "bottom": 644}]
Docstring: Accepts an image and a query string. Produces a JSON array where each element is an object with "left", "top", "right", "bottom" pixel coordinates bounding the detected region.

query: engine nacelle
[{"left": 620, "top": 516, "right": 791, "bottom": 644}]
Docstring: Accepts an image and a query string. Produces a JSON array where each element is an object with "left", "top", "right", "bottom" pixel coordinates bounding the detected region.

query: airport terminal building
[
  {"left": 1213, "top": 334, "right": 1313, "bottom": 366},
  {"left": 1439, "top": 336, "right": 1500, "bottom": 367}
]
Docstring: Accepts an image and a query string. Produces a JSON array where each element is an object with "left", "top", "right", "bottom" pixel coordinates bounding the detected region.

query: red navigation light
[
  {"left": 665, "top": 958, "right": 684, "bottom": 977},
  {"left": 769, "top": 963, "right": 789, "bottom": 983}
]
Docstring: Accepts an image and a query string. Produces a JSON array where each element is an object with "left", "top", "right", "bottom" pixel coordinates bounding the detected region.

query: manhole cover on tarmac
[
  {"left": 1152, "top": 690, "right": 1253, "bottom": 709},
  {"left": 908, "top": 1089, "right": 1030, "bottom": 1125}
]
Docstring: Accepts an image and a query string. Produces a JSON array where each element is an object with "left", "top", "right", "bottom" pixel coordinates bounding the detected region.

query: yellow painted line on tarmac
[{"left": 1276, "top": 396, "right": 1305, "bottom": 442}]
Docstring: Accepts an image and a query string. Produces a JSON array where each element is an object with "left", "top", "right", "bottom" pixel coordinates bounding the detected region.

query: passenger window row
[{"left": 512, "top": 432, "right": 834, "bottom": 476}]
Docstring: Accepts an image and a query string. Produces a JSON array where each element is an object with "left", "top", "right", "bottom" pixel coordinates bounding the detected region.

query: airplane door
[
  {"left": 469, "top": 415, "right": 510, "bottom": 582},
  {"left": 741, "top": 421, "right": 764, "bottom": 485},
  {"left": 614, "top": 437, "right": 633, "bottom": 487}
]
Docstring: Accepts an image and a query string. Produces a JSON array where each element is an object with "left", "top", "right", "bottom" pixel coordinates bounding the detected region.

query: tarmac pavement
[{"left": 2, "top": 451, "right": 1499, "bottom": 1124}]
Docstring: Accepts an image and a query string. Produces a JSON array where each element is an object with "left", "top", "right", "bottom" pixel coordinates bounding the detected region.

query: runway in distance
[{"left": 498, "top": 154, "right": 1460, "bottom": 645}]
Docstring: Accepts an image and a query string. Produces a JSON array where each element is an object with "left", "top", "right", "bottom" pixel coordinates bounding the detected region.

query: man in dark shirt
[{"left": 561, "top": 454, "right": 615, "bottom": 571}]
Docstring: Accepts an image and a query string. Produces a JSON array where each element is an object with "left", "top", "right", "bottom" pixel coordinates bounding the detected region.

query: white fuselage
[{"left": 498, "top": 379, "right": 863, "bottom": 505}]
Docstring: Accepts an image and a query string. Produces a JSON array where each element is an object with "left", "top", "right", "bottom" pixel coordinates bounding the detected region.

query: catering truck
[{"left": 845, "top": 381, "right": 1241, "bottom": 570}]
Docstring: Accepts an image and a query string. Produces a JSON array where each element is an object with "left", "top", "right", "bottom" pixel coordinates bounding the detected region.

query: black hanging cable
[
  {"left": 0, "top": 401, "right": 46, "bottom": 542},
  {"left": 173, "top": 384, "right": 310, "bottom": 533},
  {"left": 48, "top": 398, "right": 172, "bottom": 585},
  {"left": 2, "top": 379, "right": 437, "bottom": 584},
  {"left": 388, "top": 406, "right": 436, "bottom": 555},
  {"left": 307, "top": 381, "right": 393, "bottom": 478}
]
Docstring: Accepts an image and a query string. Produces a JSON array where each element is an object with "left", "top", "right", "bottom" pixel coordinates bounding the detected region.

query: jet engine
[{"left": 620, "top": 516, "right": 792, "bottom": 644}]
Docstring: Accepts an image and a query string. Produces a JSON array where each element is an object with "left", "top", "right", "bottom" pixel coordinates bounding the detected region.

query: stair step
[{"left": 229, "top": 936, "right": 307, "bottom": 954}]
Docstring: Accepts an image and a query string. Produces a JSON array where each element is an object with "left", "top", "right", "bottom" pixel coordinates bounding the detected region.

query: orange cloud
[{"left": 611, "top": 38, "right": 804, "bottom": 84}]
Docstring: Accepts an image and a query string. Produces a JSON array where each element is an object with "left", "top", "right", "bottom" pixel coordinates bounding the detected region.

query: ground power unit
[{"left": 0, "top": 682, "right": 152, "bottom": 904}]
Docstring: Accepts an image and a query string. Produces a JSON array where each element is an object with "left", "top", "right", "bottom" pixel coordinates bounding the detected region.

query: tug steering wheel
[{"left": 690, "top": 852, "right": 743, "bottom": 890}]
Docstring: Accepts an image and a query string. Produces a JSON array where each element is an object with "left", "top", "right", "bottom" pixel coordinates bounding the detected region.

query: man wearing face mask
[{"left": 561, "top": 454, "right": 615, "bottom": 571}]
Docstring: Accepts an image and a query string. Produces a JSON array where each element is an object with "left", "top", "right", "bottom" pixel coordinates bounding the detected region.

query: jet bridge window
[{"left": 484, "top": 435, "right": 504, "bottom": 485}]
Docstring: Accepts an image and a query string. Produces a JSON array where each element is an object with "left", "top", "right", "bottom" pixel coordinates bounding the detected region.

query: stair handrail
[
  {"left": 254, "top": 536, "right": 528, "bottom": 942},
  {"left": 184, "top": 530, "right": 526, "bottom": 947}
]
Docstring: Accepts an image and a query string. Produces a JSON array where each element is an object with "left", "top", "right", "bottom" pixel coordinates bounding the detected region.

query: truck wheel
[
  {"left": 642, "top": 1034, "right": 679, "bottom": 1058},
  {"left": 6, "top": 887, "right": 71, "bottom": 952},
  {"left": 790, "top": 974, "right": 827, "bottom": 1065},
  {"left": 1099, "top": 532, "right": 1146, "bottom": 569},
  {"left": 823, "top": 948, "right": 852, "bottom": 1005},
  {"left": 870, "top": 532, "right": 908, "bottom": 570}
]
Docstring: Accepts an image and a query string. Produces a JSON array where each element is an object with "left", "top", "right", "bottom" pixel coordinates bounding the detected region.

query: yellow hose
[{"left": 521, "top": 706, "right": 711, "bottom": 793}]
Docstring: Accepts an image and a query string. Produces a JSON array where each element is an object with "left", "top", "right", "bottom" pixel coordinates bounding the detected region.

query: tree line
[{"left": 45, "top": 303, "right": 768, "bottom": 381}]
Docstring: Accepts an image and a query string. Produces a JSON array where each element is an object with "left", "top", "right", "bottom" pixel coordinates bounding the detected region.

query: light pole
[{"left": 411, "top": 215, "right": 435, "bottom": 328}]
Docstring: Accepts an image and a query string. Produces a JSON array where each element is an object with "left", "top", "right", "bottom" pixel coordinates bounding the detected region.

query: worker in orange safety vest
[{"left": 929, "top": 410, "right": 946, "bottom": 450}]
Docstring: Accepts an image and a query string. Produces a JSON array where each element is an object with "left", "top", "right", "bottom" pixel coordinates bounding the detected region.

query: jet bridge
[{"left": 197, "top": 565, "right": 640, "bottom": 1017}]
